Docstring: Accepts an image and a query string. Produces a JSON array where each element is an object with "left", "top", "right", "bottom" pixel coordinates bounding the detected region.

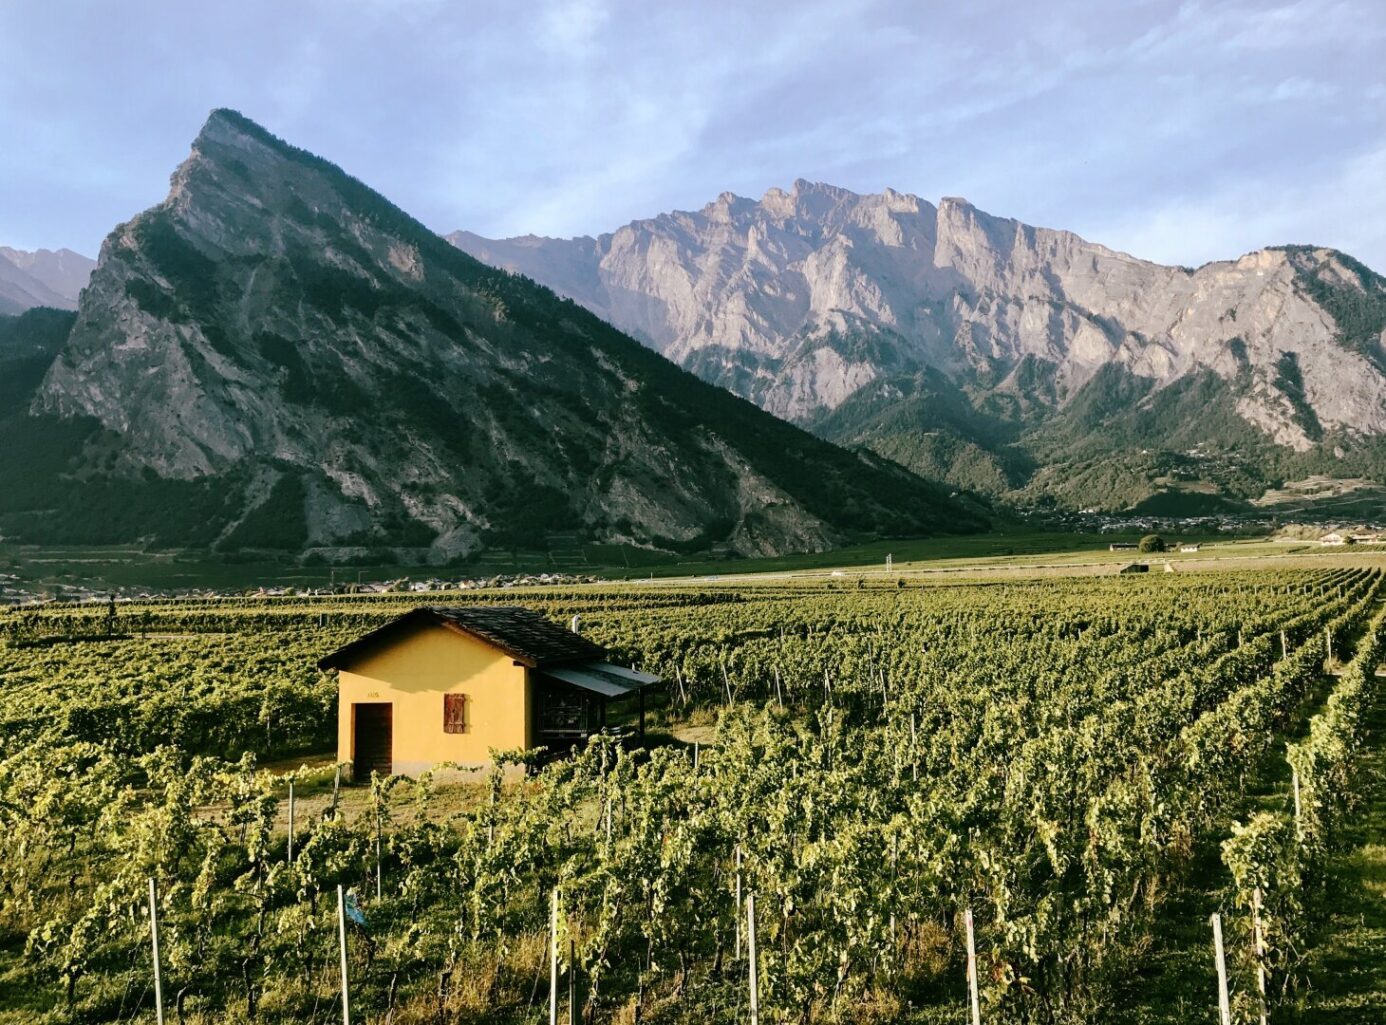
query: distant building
[
  {"left": 1179, "top": 544, "right": 1201, "bottom": 553},
  {"left": 1119, "top": 563, "right": 1150, "bottom": 574},
  {"left": 1320, "top": 533, "right": 1347, "bottom": 546},
  {"left": 1109, "top": 542, "right": 1138, "bottom": 551},
  {"left": 318, "top": 606, "right": 661, "bottom": 779}
]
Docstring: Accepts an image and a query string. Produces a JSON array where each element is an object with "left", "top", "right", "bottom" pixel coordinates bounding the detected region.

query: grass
[
  {"left": 1295, "top": 672, "right": 1386, "bottom": 1023},
  {"left": 1111, "top": 605, "right": 1386, "bottom": 1024}
]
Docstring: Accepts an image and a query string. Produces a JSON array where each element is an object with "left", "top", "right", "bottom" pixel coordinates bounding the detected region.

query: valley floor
[{"left": 4, "top": 532, "right": 1383, "bottom": 597}]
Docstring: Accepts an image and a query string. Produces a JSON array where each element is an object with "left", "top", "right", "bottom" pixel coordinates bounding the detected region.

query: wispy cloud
[
  {"left": 537, "top": 0, "right": 612, "bottom": 55},
  {"left": 0, "top": 0, "right": 1382, "bottom": 270}
]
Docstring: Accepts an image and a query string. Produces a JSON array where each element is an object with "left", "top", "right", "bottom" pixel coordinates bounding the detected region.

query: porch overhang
[{"left": 537, "top": 661, "right": 662, "bottom": 698}]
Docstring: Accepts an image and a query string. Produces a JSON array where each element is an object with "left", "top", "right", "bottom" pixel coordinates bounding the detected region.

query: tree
[{"left": 1138, "top": 534, "right": 1167, "bottom": 553}]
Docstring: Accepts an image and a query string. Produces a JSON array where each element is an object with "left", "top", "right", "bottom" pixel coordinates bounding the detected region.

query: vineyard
[{"left": 1, "top": 569, "right": 1383, "bottom": 1024}]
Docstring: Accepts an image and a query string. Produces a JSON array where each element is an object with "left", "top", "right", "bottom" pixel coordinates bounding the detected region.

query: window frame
[{"left": 443, "top": 692, "right": 467, "bottom": 734}]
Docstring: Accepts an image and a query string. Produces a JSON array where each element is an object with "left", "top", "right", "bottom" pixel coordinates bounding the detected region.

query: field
[
  {"left": 0, "top": 530, "right": 1372, "bottom": 597},
  {"left": 0, "top": 534, "right": 1185, "bottom": 596},
  {"left": 2, "top": 564, "right": 1385, "bottom": 1024}
]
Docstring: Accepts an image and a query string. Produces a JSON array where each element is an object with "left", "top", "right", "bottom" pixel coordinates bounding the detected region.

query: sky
[{"left": 2, "top": 0, "right": 1383, "bottom": 270}]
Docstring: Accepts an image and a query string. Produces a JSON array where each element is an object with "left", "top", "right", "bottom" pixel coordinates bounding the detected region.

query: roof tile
[
  {"left": 318, "top": 604, "right": 606, "bottom": 670},
  {"left": 428, "top": 606, "right": 606, "bottom": 666}
]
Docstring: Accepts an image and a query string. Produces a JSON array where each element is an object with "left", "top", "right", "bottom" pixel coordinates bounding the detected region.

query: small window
[{"left": 443, "top": 693, "right": 467, "bottom": 733}]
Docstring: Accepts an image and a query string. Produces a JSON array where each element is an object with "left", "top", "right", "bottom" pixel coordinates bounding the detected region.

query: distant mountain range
[
  {"left": 7, "top": 112, "right": 1383, "bottom": 555},
  {"left": 453, "top": 182, "right": 1386, "bottom": 512},
  {"left": 0, "top": 246, "right": 94, "bottom": 314},
  {"left": 0, "top": 111, "right": 979, "bottom": 560}
]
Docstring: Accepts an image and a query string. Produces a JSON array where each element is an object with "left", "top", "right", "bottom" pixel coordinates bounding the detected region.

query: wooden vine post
[
  {"left": 337, "top": 885, "right": 352, "bottom": 1025},
  {"left": 734, "top": 845, "right": 744, "bottom": 960},
  {"left": 1252, "top": 887, "right": 1269, "bottom": 1025},
  {"left": 747, "top": 892, "right": 760, "bottom": 1025},
  {"left": 1211, "top": 912, "right": 1231, "bottom": 1025},
  {"left": 549, "top": 888, "right": 560, "bottom": 1025},
  {"left": 148, "top": 877, "right": 164, "bottom": 1025},
  {"left": 287, "top": 779, "right": 295, "bottom": 865},
  {"left": 965, "top": 907, "right": 981, "bottom": 1025}
]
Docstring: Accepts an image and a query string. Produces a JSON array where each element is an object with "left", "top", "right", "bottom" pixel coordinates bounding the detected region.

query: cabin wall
[{"left": 336, "top": 624, "right": 531, "bottom": 776}]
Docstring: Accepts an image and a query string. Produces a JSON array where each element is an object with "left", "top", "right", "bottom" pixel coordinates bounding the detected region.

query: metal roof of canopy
[{"left": 540, "top": 661, "right": 662, "bottom": 698}]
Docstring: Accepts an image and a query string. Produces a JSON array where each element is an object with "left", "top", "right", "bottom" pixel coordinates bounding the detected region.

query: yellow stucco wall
[{"left": 335, "top": 622, "right": 531, "bottom": 777}]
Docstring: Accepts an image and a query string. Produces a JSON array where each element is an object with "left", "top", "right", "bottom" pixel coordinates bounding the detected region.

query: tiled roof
[
  {"left": 318, "top": 605, "right": 607, "bottom": 670},
  {"left": 427, "top": 606, "right": 606, "bottom": 666}
]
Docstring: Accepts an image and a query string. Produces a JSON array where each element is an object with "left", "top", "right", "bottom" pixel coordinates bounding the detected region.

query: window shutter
[{"left": 443, "top": 693, "right": 466, "bottom": 733}]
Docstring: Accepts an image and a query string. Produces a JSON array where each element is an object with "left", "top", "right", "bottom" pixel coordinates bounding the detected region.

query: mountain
[
  {"left": 3, "top": 111, "right": 980, "bottom": 559},
  {"left": 0, "top": 247, "right": 94, "bottom": 313},
  {"left": 452, "top": 182, "right": 1386, "bottom": 511},
  {"left": 0, "top": 308, "right": 77, "bottom": 410}
]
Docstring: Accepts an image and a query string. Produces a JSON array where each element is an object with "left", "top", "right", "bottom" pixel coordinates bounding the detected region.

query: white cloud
[
  {"left": 1232, "top": 74, "right": 1342, "bottom": 104},
  {"left": 1219, "top": 0, "right": 1384, "bottom": 50},
  {"left": 1, "top": 0, "right": 1383, "bottom": 265},
  {"left": 537, "top": 0, "right": 612, "bottom": 56},
  {"left": 1265, "top": 76, "right": 1340, "bottom": 101}
]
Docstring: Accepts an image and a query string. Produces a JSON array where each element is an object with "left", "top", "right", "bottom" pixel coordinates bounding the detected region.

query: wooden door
[{"left": 352, "top": 703, "right": 393, "bottom": 780}]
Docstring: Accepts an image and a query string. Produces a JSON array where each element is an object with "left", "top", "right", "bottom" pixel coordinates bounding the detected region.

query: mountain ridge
[
  {"left": 7, "top": 110, "right": 981, "bottom": 559},
  {"left": 0, "top": 246, "right": 94, "bottom": 314},
  {"left": 451, "top": 181, "right": 1386, "bottom": 510}
]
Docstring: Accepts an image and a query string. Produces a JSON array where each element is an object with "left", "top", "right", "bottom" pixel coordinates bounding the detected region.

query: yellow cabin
[{"left": 318, "top": 606, "right": 661, "bottom": 779}]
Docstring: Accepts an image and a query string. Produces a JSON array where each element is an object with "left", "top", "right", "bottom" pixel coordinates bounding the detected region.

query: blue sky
[{"left": 2, "top": 0, "right": 1383, "bottom": 270}]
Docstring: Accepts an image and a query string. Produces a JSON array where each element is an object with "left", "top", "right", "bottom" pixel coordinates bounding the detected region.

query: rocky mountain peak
[
  {"left": 451, "top": 183, "right": 1386, "bottom": 509},
  {"left": 169, "top": 109, "right": 278, "bottom": 201},
  {"left": 704, "top": 190, "right": 754, "bottom": 224},
  {"left": 19, "top": 110, "right": 978, "bottom": 557}
]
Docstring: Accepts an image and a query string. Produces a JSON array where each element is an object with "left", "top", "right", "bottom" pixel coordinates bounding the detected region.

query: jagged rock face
[
  {"left": 451, "top": 182, "right": 1386, "bottom": 452},
  {"left": 29, "top": 112, "right": 975, "bottom": 557},
  {"left": 0, "top": 247, "right": 94, "bottom": 314}
]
